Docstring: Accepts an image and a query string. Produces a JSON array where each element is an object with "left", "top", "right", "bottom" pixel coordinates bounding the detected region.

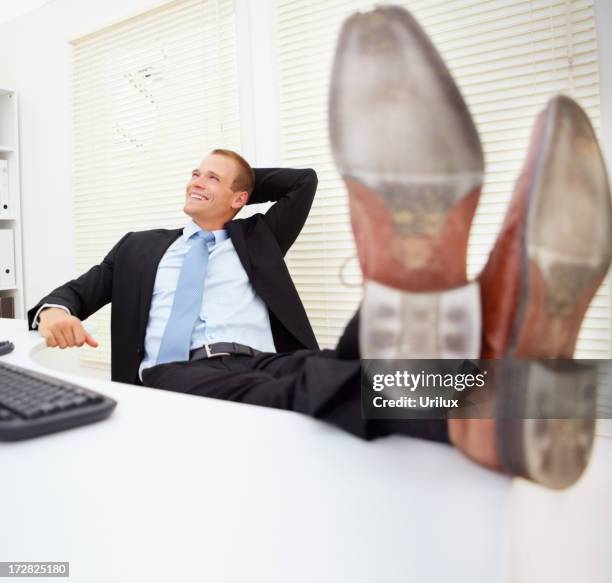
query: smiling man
[{"left": 29, "top": 149, "right": 321, "bottom": 385}]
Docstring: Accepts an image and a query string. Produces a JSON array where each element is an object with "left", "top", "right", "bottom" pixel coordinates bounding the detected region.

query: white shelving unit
[{"left": 0, "top": 88, "right": 24, "bottom": 319}]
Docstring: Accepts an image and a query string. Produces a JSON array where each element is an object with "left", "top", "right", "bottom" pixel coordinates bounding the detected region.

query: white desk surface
[{"left": 0, "top": 318, "right": 609, "bottom": 583}]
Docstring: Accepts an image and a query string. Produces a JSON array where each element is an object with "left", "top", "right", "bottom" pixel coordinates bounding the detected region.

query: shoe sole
[
  {"left": 500, "top": 96, "right": 611, "bottom": 489},
  {"left": 513, "top": 96, "right": 612, "bottom": 358},
  {"left": 329, "top": 6, "right": 484, "bottom": 358}
]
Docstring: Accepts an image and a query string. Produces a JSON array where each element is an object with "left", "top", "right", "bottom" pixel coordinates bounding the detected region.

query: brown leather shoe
[
  {"left": 480, "top": 95, "right": 612, "bottom": 359},
  {"left": 329, "top": 6, "right": 483, "bottom": 358},
  {"left": 479, "top": 95, "right": 612, "bottom": 488}
]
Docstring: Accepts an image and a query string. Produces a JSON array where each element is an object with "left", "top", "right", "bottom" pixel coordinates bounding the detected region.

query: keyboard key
[
  {"left": 39, "top": 402, "right": 58, "bottom": 415},
  {"left": 72, "top": 395, "right": 88, "bottom": 407}
]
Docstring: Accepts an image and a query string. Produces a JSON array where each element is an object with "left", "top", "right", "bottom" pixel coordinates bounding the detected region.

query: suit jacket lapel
[{"left": 137, "top": 229, "right": 183, "bottom": 345}]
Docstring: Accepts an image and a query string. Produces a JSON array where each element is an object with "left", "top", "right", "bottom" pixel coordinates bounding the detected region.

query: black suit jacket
[{"left": 28, "top": 168, "right": 319, "bottom": 385}]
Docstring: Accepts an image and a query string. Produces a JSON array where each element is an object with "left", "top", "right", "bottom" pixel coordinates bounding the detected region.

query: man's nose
[{"left": 192, "top": 176, "right": 206, "bottom": 188}]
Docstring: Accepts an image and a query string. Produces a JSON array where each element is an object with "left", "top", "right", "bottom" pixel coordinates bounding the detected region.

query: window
[
  {"left": 275, "top": 0, "right": 608, "bottom": 357},
  {"left": 72, "top": 0, "right": 240, "bottom": 369}
]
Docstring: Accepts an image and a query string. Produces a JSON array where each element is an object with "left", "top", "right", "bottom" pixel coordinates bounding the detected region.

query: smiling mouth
[{"left": 188, "top": 192, "right": 209, "bottom": 202}]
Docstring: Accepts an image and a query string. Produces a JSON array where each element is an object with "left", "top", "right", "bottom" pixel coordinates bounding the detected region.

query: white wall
[
  {"left": 0, "top": 23, "right": 16, "bottom": 87},
  {"left": 0, "top": 0, "right": 54, "bottom": 25}
]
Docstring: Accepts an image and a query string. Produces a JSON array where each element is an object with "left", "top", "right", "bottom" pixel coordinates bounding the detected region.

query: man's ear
[{"left": 231, "top": 190, "right": 249, "bottom": 210}]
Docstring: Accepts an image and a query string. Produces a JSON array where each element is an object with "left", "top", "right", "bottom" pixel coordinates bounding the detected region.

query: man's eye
[
  {"left": 192, "top": 172, "right": 199, "bottom": 178},
  {"left": 210, "top": 175, "right": 219, "bottom": 181}
]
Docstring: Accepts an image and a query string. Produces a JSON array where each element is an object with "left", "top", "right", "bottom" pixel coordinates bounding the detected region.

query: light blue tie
[{"left": 156, "top": 230, "right": 216, "bottom": 364}]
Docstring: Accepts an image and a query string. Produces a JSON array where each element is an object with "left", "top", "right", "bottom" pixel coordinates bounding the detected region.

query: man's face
[{"left": 183, "top": 154, "right": 246, "bottom": 224}]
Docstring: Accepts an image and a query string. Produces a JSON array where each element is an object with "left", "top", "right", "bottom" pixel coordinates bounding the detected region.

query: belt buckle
[{"left": 204, "top": 343, "right": 231, "bottom": 358}]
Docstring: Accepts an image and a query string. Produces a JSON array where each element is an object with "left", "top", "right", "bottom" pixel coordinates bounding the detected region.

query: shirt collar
[{"left": 182, "top": 219, "right": 229, "bottom": 245}]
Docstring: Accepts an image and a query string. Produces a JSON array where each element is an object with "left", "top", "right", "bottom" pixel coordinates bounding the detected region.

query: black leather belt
[{"left": 189, "top": 342, "right": 261, "bottom": 361}]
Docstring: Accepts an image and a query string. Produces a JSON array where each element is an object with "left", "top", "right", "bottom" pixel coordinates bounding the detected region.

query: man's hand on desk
[{"left": 38, "top": 308, "right": 99, "bottom": 349}]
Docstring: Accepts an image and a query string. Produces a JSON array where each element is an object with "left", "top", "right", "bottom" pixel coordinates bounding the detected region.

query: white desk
[{"left": 0, "top": 318, "right": 609, "bottom": 583}]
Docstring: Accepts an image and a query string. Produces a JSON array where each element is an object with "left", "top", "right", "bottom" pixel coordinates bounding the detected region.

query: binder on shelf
[
  {"left": 0, "top": 296, "right": 15, "bottom": 318},
  {"left": 0, "top": 159, "right": 9, "bottom": 217},
  {"left": 0, "top": 229, "right": 16, "bottom": 289}
]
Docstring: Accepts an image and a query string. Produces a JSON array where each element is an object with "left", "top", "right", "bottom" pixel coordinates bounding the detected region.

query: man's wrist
[{"left": 33, "top": 304, "right": 71, "bottom": 329}]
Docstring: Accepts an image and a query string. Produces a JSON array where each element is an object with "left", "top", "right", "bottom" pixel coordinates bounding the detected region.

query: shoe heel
[
  {"left": 496, "top": 359, "right": 597, "bottom": 489},
  {"left": 345, "top": 173, "right": 482, "bottom": 291},
  {"left": 359, "top": 279, "right": 481, "bottom": 359}
]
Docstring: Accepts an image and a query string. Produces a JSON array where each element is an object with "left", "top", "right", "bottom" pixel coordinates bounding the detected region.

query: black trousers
[{"left": 141, "top": 311, "right": 450, "bottom": 444}]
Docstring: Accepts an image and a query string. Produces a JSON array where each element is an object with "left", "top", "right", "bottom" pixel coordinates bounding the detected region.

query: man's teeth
[{"left": 190, "top": 193, "right": 205, "bottom": 200}]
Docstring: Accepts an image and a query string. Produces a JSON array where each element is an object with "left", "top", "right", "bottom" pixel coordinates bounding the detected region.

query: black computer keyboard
[{"left": 0, "top": 361, "right": 117, "bottom": 441}]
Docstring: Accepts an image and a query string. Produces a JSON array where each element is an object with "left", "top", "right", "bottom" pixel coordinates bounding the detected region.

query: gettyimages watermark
[{"left": 361, "top": 359, "right": 612, "bottom": 420}]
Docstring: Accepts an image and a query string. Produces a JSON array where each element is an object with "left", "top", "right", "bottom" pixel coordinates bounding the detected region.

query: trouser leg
[
  {"left": 335, "top": 308, "right": 360, "bottom": 360},
  {"left": 142, "top": 352, "right": 373, "bottom": 438},
  {"left": 142, "top": 349, "right": 449, "bottom": 444}
]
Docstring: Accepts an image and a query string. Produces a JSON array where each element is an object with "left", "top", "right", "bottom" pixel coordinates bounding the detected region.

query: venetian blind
[
  {"left": 71, "top": 0, "right": 241, "bottom": 370},
  {"left": 275, "top": 0, "right": 608, "bottom": 358}
]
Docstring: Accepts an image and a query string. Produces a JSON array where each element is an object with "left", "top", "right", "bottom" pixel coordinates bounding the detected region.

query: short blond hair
[{"left": 210, "top": 148, "right": 255, "bottom": 196}]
